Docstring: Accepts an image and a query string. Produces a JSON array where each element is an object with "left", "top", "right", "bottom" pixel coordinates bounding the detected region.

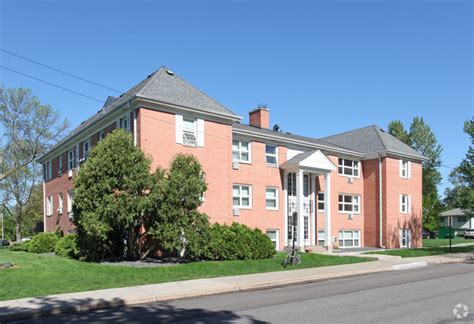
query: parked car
[
  {"left": 0, "top": 239, "right": 10, "bottom": 246},
  {"left": 464, "top": 228, "right": 474, "bottom": 239},
  {"left": 422, "top": 230, "right": 436, "bottom": 239},
  {"left": 20, "top": 237, "right": 31, "bottom": 242}
]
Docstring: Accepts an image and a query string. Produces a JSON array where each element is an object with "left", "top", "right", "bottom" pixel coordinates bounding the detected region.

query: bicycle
[{"left": 283, "top": 247, "right": 301, "bottom": 267}]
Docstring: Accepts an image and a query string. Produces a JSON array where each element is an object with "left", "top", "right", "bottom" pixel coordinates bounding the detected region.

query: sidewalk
[{"left": 0, "top": 253, "right": 468, "bottom": 321}]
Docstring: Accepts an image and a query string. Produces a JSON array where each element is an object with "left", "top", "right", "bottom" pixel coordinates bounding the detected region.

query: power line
[
  {"left": 0, "top": 65, "right": 105, "bottom": 104},
  {"left": 0, "top": 48, "right": 124, "bottom": 95}
]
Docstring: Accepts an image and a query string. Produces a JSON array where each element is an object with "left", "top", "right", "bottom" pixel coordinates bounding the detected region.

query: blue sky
[{"left": 0, "top": 0, "right": 472, "bottom": 193}]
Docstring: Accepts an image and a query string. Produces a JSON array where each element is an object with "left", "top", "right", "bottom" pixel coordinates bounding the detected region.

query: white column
[
  {"left": 324, "top": 173, "right": 332, "bottom": 251},
  {"left": 310, "top": 173, "right": 316, "bottom": 246},
  {"left": 297, "top": 170, "right": 305, "bottom": 250},
  {"left": 283, "top": 171, "right": 288, "bottom": 247}
]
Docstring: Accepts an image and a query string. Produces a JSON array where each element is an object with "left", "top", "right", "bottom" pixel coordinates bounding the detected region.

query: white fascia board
[
  {"left": 232, "top": 128, "right": 365, "bottom": 158},
  {"left": 135, "top": 96, "right": 242, "bottom": 124}
]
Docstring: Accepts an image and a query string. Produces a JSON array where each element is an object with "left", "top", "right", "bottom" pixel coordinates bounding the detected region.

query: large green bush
[
  {"left": 27, "top": 232, "right": 60, "bottom": 253},
  {"left": 206, "top": 223, "right": 276, "bottom": 260},
  {"left": 10, "top": 241, "right": 30, "bottom": 252},
  {"left": 54, "top": 234, "right": 79, "bottom": 258}
]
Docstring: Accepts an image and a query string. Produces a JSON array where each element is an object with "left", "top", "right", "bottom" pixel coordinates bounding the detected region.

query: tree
[
  {"left": 146, "top": 154, "right": 210, "bottom": 260},
  {"left": 388, "top": 117, "right": 443, "bottom": 231},
  {"left": 388, "top": 120, "right": 410, "bottom": 145},
  {"left": 0, "top": 86, "right": 68, "bottom": 241},
  {"left": 444, "top": 120, "right": 474, "bottom": 211},
  {"left": 73, "top": 129, "right": 152, "bottom": 261}
]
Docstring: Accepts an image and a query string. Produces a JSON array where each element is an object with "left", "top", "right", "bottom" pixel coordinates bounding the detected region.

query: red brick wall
[
  {"left": 44, "top": 172, "right": 75, "bottom": 234},
  {"left": 363, "top": 158, "right": 380, "bottom": 247}
]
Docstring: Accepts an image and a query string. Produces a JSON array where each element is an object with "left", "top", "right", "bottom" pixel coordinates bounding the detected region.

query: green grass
[
  {"left": 0, "top": 249, "right": 372, "bottom": 301},
  {"left": 366, "top": 244, "right": 474, "bottom": 258},
  {"left": 422, "top": 238, "right": 466, "bottom": 248}
]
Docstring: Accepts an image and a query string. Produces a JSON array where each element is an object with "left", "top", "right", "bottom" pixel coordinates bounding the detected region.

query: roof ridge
[
  {"left": 371, "top": 125, "right": 387, "bottom": 151},
  {"left": 319, "top": 124, "right": 379, "bottom": 140}
]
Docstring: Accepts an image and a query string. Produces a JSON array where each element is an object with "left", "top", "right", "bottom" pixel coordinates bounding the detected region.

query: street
[{"left": 14, "top": 263, "right": 474, "bottom": 323}]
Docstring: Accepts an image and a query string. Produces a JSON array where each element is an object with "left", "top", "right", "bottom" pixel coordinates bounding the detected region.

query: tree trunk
[{"left": 15, "top": 205, "right": 22, "bottom": 242}]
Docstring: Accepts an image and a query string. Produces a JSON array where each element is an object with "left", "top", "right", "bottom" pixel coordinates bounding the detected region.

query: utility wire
[
  {"left": 0, "top": 48, "right": 124, "bottom": 95},
  {"left": 0, "top": 65, "right": 105, "bottom": 104}
]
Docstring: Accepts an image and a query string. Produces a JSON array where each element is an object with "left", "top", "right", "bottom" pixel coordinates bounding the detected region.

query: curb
[{"left": 0, "top": 257, "right": 467, "bottom": 322}]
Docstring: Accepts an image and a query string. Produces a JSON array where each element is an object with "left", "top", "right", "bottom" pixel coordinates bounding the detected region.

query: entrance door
[{"left": 400, "top": 229, "right": 411, "bottom": 248}]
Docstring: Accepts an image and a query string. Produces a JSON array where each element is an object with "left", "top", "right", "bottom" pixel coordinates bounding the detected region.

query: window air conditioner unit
[
  {"left": 68, "top": 170, "right": 73, "bottom": 179},
  {"left": 183, "top": 133, "right": 197, "bottom": 146},
  {"left": 232, "top": 161, "right": 240, "bottom": 170},
  {"left": 233, "top": 208, "right": 240, "bottom": 216},
  {"left": 68, "top": 212, "right": 74, "bottom": 220},
  {"left": 348, "top": 213, "right": 354, "bottom": 220},
  {"left": 348, "top": 177, "right": 354, "bottom": 184}
]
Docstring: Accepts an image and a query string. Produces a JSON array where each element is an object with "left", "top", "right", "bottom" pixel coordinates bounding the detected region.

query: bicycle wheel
[
  {"left": 294, "top": 254, "right": 301, "bottom": 265},
  {"left": 283, "top": 254, "right": 291, "bottom": 267}
]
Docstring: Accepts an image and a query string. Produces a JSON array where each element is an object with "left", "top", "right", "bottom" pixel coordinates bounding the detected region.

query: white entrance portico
[{"left": 281, "top": 150, "right": 336, "bottom": 251}]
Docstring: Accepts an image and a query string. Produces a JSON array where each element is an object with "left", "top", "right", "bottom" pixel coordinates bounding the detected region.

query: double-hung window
[
  {"left": 266, "top": 230, "right": 279, "bottom": 250},
  {"left": 119, "top": 114, "right": 130, "bottom": 131},
  {"left": 400, "top": 160, "right": 411, "bottom": 178},
  {"left": 265, "top": 187, "right": 278, "bottom": 209},
  {"left": 99, "top": 130, "right": 105, "bottom": 141},
  {"left": 67, "top": 189, "right": 74, "bottom": 217},
  {"left": 338, "top": 230, "right": 360, "bottom": 248},
  {"left": 317, "top": 192, "right": 325, "bottom": 211},
  {"left": 338, "top": 158, "right": 360, "bottom": 177},
  {"left": 46, "top": 196, "right": 53, "bottom": 216},
  {"left": 83, "top": 139, "right": 91, "bottom": 159},
  {"left": 265, "top": 145, "right": 278, "bottom": 166},
  {"left": 233, "top": 184, "right": 251, "bottom": 208},
  {"left": 58, "top": 193, "right": 63, "bottom": 214},
  {"left": 400, "top": 194, "right": 410, "bottom": 214},
  {"left": 338, "top": 194, "right": 360, "bottom": 213},
  {"left": 58, "top": 155, "right": 63, "bottom": 175},
  {"left": 45, "top": 160, "right": 52, "bottom": 181},
  {"left": 182, "top": 116, "right": 197, "bottom": 146},
  {"left": 232, "top": 140, "right": 251, "bottom": 163},
  {"left": 68, "top": 149, "right": 75, "bottom": 170}
]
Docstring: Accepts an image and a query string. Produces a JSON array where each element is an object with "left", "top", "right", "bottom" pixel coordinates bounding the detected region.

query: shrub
[
  {"left": 10, "top": 241, "right": 30, "bottom": 252},
  {"left": 54, "top": 234, "right": 79, "bottom": 258},
  {"left": 27, "top": 232, "right": 60, "bottom": 253},
  {"left": 207, "top": 223, "right": 276, "bottom": 260}
]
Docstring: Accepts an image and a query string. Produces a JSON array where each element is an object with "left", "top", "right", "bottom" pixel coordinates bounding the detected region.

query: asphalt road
[{"left": 14, "top": 263, "right": 474, "bottom": 323}]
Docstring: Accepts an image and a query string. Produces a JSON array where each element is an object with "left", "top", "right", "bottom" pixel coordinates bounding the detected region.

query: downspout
[{"left": 379, "top": 154, "right": 385, "bottom": 248}]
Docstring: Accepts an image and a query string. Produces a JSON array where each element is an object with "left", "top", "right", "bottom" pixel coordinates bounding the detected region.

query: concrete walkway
[{"left": 0, "top": 253, "right": 469, "bottom": 322}]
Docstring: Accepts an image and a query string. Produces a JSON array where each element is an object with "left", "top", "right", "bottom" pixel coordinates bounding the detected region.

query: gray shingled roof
[
  {"left": 440, "top": 208, "right": 471, "bottom": 217},
  {"left": 39, "top": 67, "right": 239, "bottom": 162},
  {"left": 320, "top": 125, "right": 425, "bottom": 160},
  {"left": 137, "top": 68, "right": 238, "bottom": 118},
  {"left": 232, "top": 123, "right": 364, "bottom": 156},
  {"left": 281, "top": 150, "right": 316, "bottom": 166}
]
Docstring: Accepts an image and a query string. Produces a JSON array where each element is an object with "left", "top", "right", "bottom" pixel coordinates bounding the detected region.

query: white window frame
[
  {"left": 400, "top": 160, "right": 411, "bottom": 179},
  {"left": 317, "top": 192, "right": 325, "bottom": 212},
  {"left": 265, "top": 145, "right": 278, "bottom": 166},
  {"left": 338, "top": 194, "right": 361, "bottom": 214},
  {"left": 400, "top": 194, "right": 410, "bottom": 214},
  {"left": 118, "top": 114, "right": 130, "bottom": 132},
  {"left": 233, "top": 184, "right": 252, "bottom": 209},
  {"left": 266, "top": 230, "right": 279, "bottom": 250},
  {"left": 265, "top": 187, "right": 279, "bottom": 210},
  {"left": 338, "top": 230, "right": 361, "bottom": 248},
  {"left": 57, "top": 192, "right": 63, "bottom": 215},
  {"left": 232, "top": 140, "right": 251, "bottom": 163},
  {"left": 67, "top": 149, "right": 75, "bottom": 170},
  {"left": 338, "top": 158, "right": 360, "bottom": 178},
  {"left": 99, "top": 130, "right": 105, "bottom": 141},
  {"left": 67, "top": 189, "right": 74, "bottom": 216},
  {"left": 318, "top": 230, "right": 326, "bottom": 246},
  {"left": 46, "top": 196, "right": 53, "bottom": 216}
]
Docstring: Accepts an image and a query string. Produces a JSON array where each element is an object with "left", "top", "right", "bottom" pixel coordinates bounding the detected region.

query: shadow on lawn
[{"left": 1, "top": 296, "right": 267, "bottom": 323}]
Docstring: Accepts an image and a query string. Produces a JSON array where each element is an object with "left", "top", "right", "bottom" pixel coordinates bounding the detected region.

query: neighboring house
[
  {"left": 38, "top": 67, "right": 424, "bottom": 250},
  {"left": 440, "top": 208, "right": 474, "bottom": 230}
]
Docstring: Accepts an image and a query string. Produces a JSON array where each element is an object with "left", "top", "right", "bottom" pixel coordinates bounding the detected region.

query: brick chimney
[{"left": 249, "top": 107, "right": 270, "bottom": 129}]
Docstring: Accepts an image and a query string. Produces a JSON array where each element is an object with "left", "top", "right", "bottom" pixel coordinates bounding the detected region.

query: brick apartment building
[{"left": 38, "top": 67, "right": 424, "bottom": 250}]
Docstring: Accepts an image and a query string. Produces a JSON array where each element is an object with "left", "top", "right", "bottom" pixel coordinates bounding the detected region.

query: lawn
[
  {"left": 0, "top": 249, "right": 372, "bottom": 301},
  {"left": 422, "top": 238, "right": 466, "bottom": 248},
  {"left": 367, "top": 242, "right": 474, "bottom": 258}
]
